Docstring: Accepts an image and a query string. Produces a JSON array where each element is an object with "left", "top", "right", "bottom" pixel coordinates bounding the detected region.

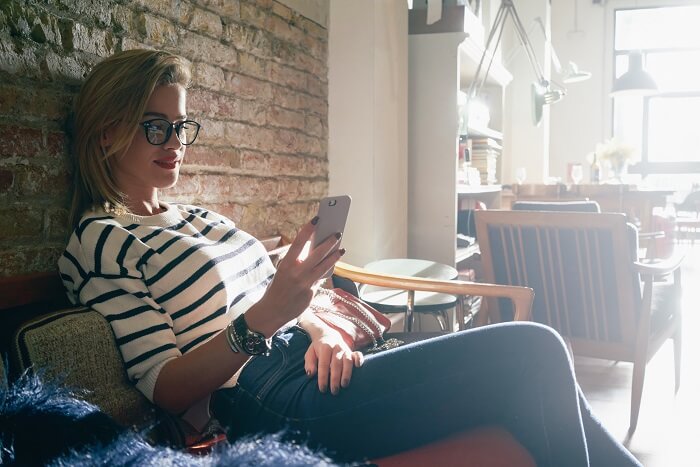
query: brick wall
[{"left": 0, "top": 0, "right": 328, "bottom": 276}]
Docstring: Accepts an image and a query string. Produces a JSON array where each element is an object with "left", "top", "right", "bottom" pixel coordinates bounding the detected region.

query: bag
[{"left": 309, "top": 288, "right": 403, "bottom": 354}]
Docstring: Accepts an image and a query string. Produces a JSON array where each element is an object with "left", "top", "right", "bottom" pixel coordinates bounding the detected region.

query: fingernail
[
  {"left": 306, "top": 369, "right": 312, "bottom": 377},
  {"left": 335, "top": 232, "right": 342, "bottom": 239},
  {"left": 339, "top": 248, "right": 346, "bottom": 256},
  {"left": 311, "top": 216, "right": 319, "bottom": 225},
  {"left": 331, "top": 387, "right": 338, "bottom": 395}
]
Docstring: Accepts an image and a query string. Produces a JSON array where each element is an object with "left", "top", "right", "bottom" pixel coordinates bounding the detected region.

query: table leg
[{"left": 405, "top": 290, "right": 415, "bottom": 332}]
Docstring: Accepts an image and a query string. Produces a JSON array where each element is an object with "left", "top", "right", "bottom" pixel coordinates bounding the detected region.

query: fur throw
[{"left": 0, "top": 372, "right": 341, "bottom": 466}]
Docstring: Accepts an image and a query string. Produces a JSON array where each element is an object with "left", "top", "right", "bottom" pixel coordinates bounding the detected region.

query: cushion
[{"left": 12, "top": 307, "right": 154, "bottom": 427}]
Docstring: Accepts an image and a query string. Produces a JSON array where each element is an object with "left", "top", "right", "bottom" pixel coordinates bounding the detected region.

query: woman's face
[{"left": 110, "top": 84, "right": 188, "bottom": 203}]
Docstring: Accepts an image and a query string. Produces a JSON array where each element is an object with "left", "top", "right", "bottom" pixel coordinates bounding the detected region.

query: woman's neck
[{"left": 127, "top": 197, "right": 164, "bottom": 216}]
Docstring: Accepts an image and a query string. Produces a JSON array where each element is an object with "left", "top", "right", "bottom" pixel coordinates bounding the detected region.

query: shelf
[
  {"left": 463, "top": 126, "right": 503, "bottom": 140},
  {"left": 456, "top": 242, "right": 480, "bottom": 264},
  {"left": 457, "top": 184, "right": 502, "bottom": 194}
]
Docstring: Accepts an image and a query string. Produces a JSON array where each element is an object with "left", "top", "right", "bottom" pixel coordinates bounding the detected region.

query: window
[{"left": 613, "top": 5, "right": 700, "bottom": 177}]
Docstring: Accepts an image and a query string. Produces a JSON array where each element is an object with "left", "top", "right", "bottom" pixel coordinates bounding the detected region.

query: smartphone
[
  {"left": 305, "top": 195, "right": 351, "bottom": 276},
  {"left": 312, "top": 195, "right": 352, "bottom": 249}
]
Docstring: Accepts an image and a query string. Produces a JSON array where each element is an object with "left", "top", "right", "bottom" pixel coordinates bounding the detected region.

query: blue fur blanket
[{"left": 0, "top": 372, "right": 342, "bottom": 466}]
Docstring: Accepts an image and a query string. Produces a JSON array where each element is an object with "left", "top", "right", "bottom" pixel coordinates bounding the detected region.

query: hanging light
[{"left": 611, "top": 50, "right": 658, "bottom": 96}]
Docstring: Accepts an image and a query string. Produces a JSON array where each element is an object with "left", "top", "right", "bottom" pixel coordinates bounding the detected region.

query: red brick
[
  {"left": 15, "top": 165, "right": 72, "bottom": 197},
  {"left": 194, "top": 117, "right": 226, "bottom": 146},
  {"left": 2, "top": 125, "right": 43, "bottom": 157},
  {"left": 136, "top": 12, "right": 179, "bottom": 48},
  {"left": 240, "top": 1, "right": 267, "bottom": 28},
  {"left": 237, "top": 51, "right": 270, "bottom": 80},
  {"left": 71, "top": 23, "right": 115, "bottom": 56},
  {"left": 0, "top": 85, "right": 73, "bottom": 121},
  {"left": 224, "top": 72, "right": 272, "bottom": 100},
  {"left": 0, "top": 169, "right": 15, "bottom": 193},
  {"left": 179, "top": 29, "right": 238, "bottom": 69},
  {"left": 131, "top": 0, "right": 192, "bottom": 25},
  {"left": 46, "top": 207, "right": 70, "bottom": 240},
  {"left": 266, "top": 13, "right": 305, "bottom": 48},
  {"left": 300, "top": 16, "right": 327, "bottom": 40},
  {"left": 271, "top": 3, "right": 293, "bottom": 21},
  {"left": 306, "top": 74, "right": 327, "bottom": 98},
  {"left": 192, "top": 61, "right": 226, "bottom": 91},
  {"left": 305, "top": 114, "right": 325, "bottom": 138},
  {"left": 46, "top": 131, "right": 68, "bottom": 158},
  {"left": 224, "top": 22, "right": 271, "bottom": 58},
  {"left": 42, "top": 51, "right": 92, "bottom": 83},
  {"left": 240, "top": 151, "right": 327, "bottom": 177},
  {"left": 266, "top": 106, "right": 305, "bottom": 130},
  {"left": 270, "top": 62, "right": 308, "bottom": 92}
]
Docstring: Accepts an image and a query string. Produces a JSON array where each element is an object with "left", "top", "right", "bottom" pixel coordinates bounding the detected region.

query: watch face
[{"left": 244, "top": 333, "right": 266, "bottom": 354}]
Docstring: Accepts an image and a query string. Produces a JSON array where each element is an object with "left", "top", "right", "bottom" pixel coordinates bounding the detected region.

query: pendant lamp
[{"left": 611, "top": 51, "right": 658, "bottom": 96}]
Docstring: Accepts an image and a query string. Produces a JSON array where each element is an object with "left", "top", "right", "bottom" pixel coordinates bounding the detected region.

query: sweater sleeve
[{"left": 59, "top": 220, "right": 180, "bottom": 402}]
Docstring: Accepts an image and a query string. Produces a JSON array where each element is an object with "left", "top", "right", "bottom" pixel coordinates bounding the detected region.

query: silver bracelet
[{"left": 225, "top": 320, "right": 242, "bottom": 354}]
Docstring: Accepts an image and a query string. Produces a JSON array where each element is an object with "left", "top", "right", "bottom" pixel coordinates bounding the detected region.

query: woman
[{"left": 59, "top": 49, "right": 640, "bottom": 466}]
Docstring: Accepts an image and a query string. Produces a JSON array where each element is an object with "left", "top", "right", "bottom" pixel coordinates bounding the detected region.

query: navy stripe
[
  {"left": 181, "top": 331, "right": 217, "bottom": 353},
  {"left": 105, "top": 304, "right": 159, "bottom": 322},
  {"left": 86, "top": 288, "right": 149, "bottom": 308},
  {"left": 116, "top": 234, "right": 136, "bottom": 276},
  {"left": 230, "top": 273, "right": 274, "bottom": 307},
  {"left": 158, "top": 242, "right": 259, "bottom": 305},
  {"left": 136, "top": 249, "right": 157, "bottom": 269},
  {"left": 59, "top": 272, "right": 74, "bottom": 284},
  {"left": 124, "top": 343, "right": 177, "bottom": 370},
  {"left": 116, "top": 323, "right": 171, "bottom": 346},
  {"left": 75, "top": 271, "right": 94, "bottom": 297},
  {"left": 76, "top": 216, "right": 112, "bottom": 241},
  {"left": 139, "top": 212, "right": 197, "bottom": 243},
  {"left": 94, "top": 224, "right": 114, "bottom": 274},
  {"left": 61, "top": 251, "right": 87, "bottom": 280},
  {"left": 176, "top": 306, "right": 226, "bottom": 335},
  {"left": 145, "top": 226, "right": 240, "bottom": 287}
]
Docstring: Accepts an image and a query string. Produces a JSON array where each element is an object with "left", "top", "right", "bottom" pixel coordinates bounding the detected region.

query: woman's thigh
[{"left": 213, "top": 322, "right": 585, "bottom": 464}]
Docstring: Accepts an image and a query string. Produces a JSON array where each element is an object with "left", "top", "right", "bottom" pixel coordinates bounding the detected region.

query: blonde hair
[{"left": 69, "top": 49, "right": 191, "bottom": 227}]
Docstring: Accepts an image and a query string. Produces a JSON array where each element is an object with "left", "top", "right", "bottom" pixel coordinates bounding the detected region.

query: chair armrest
[
  {"left": 333, "top": 261, "right": 534, "bottom": 322},
  {"left": 634, "top": 250, "right": 685, "bottom": 277}
]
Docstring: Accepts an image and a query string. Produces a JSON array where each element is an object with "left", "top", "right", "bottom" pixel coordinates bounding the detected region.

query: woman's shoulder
[{"left": 170, "top": 203, "right": 236, "bottom": 227}]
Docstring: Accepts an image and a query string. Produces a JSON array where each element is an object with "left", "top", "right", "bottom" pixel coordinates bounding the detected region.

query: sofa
[{"left": 0, "top": 254, "right": 536, "bottom": 466}]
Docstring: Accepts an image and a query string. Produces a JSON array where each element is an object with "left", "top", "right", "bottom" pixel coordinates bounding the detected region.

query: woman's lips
[{"left": 154, "top": 159, "right": 179, "bottom": 169}]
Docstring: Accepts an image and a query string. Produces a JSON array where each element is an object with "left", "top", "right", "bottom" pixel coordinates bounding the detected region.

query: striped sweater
[{"left": 58, "top": 202, "right": 276, "bottom": 402}]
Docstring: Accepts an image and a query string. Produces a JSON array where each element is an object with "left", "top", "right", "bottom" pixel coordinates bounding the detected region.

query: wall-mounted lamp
[
  {"left": 467, "top": 0, "right": 565, "bottom": 127},
  {"left": 611, "top": 50, "right": 658, "bottom": 96}
]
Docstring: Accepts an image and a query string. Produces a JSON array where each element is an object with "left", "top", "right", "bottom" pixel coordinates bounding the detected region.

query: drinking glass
[{"left": 571, "top": 164, "right": 583, "bottom": 185}]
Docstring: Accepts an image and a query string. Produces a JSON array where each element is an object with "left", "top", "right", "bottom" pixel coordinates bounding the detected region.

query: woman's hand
[
  {"left": 246, "top": 218, "right": 345, "bottom": 337},
  {"left": 303, "top": 324, "right": 364, "bottom": 395}
]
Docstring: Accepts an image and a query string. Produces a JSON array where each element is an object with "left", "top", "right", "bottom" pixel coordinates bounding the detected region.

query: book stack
[{"left": 468, "top": 137, "right": 501, "bottom": 185}]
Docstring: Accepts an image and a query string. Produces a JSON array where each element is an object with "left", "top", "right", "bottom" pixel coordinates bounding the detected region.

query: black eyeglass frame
[{"left": 140, "top": 118, "right": 201, "bottom": 146}]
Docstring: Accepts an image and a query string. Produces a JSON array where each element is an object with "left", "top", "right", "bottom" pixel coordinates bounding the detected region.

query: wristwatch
[{"left": 230, "top": 314, "right": 272, "bottom": 356}]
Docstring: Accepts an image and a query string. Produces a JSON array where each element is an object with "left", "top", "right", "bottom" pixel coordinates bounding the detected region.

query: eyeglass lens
[{"left": 144, "top": 119, "right": 199, "bottom": 145}]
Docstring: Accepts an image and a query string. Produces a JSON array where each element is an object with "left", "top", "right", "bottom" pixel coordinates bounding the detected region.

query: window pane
[
  {"left": 647, "top": 96, "right": 700, "bottom": 163},
  {"left": 615, "top": 6, "right": 700, "bottom": 50},
  {"left": 613, "top": 96, "right": 643, "bottom": 151},
  {"left": 647, "top": 51, "right": 700, "bottom": 92}
]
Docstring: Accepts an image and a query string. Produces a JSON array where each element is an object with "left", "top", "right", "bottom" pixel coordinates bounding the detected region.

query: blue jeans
[{"left": 212, "top": 322, "right": 640, "bottom": 466}]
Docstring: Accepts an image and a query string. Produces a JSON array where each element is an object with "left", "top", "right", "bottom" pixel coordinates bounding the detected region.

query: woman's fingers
[
  {"left": 304, "top": 345, "right": 318, "bottom": 378},
  {"left": 283, "top": 217, "right": 318, "bottom": 264}
]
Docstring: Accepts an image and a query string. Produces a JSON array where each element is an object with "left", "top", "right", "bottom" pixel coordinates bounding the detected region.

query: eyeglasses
[{"left": 140, "top": 118, "right": 201, "bottom": 146}]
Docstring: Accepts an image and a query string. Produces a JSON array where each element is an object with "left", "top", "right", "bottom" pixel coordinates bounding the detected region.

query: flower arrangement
[{"left": 588, "top": 138, "right": 638, "bottom": 171}]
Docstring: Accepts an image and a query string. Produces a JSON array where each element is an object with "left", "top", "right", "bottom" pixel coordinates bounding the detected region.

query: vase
[{"left": 607, "top": 160, "right": 628, "bottom": 184}]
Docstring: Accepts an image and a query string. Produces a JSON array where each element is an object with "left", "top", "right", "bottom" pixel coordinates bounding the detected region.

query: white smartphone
[
  {"left": 312, "top": 195, "right": 352, "bottom": 249},
  {"left": 307, "top": 195, "right": 351, "bottom": 277}
]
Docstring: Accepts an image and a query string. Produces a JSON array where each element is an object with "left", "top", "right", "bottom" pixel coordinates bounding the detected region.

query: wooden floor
[{"left": 574, "top": 242, "right": 700, "bottom": 466}]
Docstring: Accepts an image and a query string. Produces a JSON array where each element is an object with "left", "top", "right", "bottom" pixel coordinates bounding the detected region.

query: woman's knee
[{"left": 490, "top": 322, "right": 570, "bottom": 362}]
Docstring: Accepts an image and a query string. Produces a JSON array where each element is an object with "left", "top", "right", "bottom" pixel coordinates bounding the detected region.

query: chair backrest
[
  {"left": 512, "top": 200, "right": 601, "bottom": 213},
  {"left": 475, "top": 210, "right": 641, "bottom": 359}
]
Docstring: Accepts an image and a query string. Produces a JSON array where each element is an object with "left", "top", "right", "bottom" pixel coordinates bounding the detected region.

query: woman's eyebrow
[{"left": 143, "top": 111, "right": 188, "bottom": 119}]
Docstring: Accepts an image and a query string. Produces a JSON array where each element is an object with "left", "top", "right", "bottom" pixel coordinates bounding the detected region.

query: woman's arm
[{"left": 154, "top": 218, "right": 346, "bottom": 413}]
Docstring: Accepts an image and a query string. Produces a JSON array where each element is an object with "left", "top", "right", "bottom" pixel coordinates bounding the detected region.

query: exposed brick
[
  {"left": 240, "top": 152, "right": 327, "bottom": 177},
  {"left": 15, "top": 165, "right": 72, "bottom": 198},
  {"left": 299, "top": 16, "right": 327, "bottom": 40},
  {"left": 194, "top": 117, "right": 226, "bottom": 146},
  {"left": 200, "top": 0, "right": 240, "bottom": 19},
  {"left": 131, "top": 0, "right": 193, "bottom": 25},
  {"left": 302, "top": 34, "right": 326, "bottom": 61},
  {"left": 42, "top": 51, "right": 92, "bottom": 83},
  {"left": 71, "top": 23, "right": 115, "bottom": 56},
  {"left": 271, "top": 2, "right": 293, "bottom": 22},
  {"left": 306, "top": 74, "right": 327, "bottom": 98},
  {"left": 0, "top": 35, "right": 41, "bottom": 78},
  {"left": 305, "top": 114, "right": 325, "bottom": 138},
  {"left": 266, "top": 13, "right": 305, "bottom": 48},
  {"left": 267, "top": 106, "right": 305, "bottom": 131},
  {"left": 178, "top": 29, "right": 237, "bottom": 69},
  {"left": 0, "top": 244, "right": 64, "bottom": 277},
  {"left": 270, "top": 62, "right": 308, "bottom": 92},
  {"left": 189, "top": 7, "right": 223, "bottom": 37},
  {"left": 0, "top": 169, "right": 14, "bottom": 193},
  {"left": 240, "top": 1, "right": 267, "bottom": 29},
  {"left": 2, "top": 125, "right": 43, "bottom": 158},
  {"left": 224, "top": 122, "right": 276, "bottom": 152},
  {"left": 224, "top": 22, "right": 271, "bottom": 58},
  {"left": 111, "top": 4, "right": 136, "bottom": 35},
  {"left": 45, "top": 207, "right": 70, "bottom": 241},
  {"left": 31, "top": 11, "right": 62, "bottom": 45},
  {"left": 192, "top": 61, "right": 225, "bottom": 91},
  {"left": 137, "top": 12, "right": 179, "bottom": 48},
  {"left": 237, "top": 51, "right": 270, "bottom": 80},
  {"left": 46, "top": 131, "right": 67, "bottom": 158},
  {"left": 0, "top": 206, "right": 44, "bottom": 238},
  {"left": 224, "top": 72, "right": 272, "bottom": 101},
  {"left": 183, "top": 145, "right": 241, "bottom": 169}
]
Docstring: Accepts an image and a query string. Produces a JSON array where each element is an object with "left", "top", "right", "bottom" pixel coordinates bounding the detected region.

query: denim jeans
[{"left": 212, "top": 322, "right": 640, "bottom": 467}]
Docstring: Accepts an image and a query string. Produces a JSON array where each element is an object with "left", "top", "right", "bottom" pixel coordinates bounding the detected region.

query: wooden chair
[{"left": 475, "top": 210, "right": 684, "bottom": 435}]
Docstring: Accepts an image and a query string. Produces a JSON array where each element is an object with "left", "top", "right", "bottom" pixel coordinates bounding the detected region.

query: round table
[{"left": 358, "top": 258, "right": 459, "bottom": 332}]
